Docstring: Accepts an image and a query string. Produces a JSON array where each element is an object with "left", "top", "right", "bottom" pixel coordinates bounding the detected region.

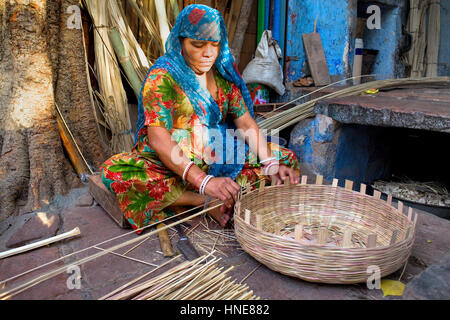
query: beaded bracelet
[
  {"left": 182, "top": 161, "right": 195, "bottom": 181},
  {"left": 200, "top": 175, "right": 214, "bottom": 195}
]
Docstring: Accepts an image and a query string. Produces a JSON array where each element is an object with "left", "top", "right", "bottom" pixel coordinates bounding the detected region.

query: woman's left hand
[{"left": 267, "top": 163, "right": 300, "bottom": 185}]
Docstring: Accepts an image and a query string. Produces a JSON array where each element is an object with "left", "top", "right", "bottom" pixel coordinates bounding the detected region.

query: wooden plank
[
  {"left": 88, "top": 174, "right": 130, "bottom": 229},
  {"left": 302, "top": 32, "right": 331, "bottom": 86},
  {"left": 231, "top": 0, "right": 256, "bottom": 64},
  {"left": 226, "top": 0, "right": 243, "bottom": 44}
]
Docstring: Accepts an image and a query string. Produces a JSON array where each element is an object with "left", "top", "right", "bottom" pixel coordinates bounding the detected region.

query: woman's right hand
[{"left": 203, "top": 177, "right": 241, "bottom": 209}]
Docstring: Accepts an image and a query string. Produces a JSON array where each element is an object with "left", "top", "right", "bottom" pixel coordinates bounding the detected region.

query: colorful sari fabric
[
  {"left": 100, "top": 5, "right": 300, "bottom": 233},
  {"left": 135, "top": 4, "right": 254, "bottom": 179},
  {"left": 101, "top": 68, "right": 299, "bottom": 232}
]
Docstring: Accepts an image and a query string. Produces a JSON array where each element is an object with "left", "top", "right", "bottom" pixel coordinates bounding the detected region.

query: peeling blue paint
[
  {"left": 288, "top": 118, "right": 314, "bottom": 165},
  {"left": 359, "top": 5, "right": 404, "bottom": 80},
  {"left": 286, "top": 0, "right": 351, "bottom": 82},
  {"left": 290, "top": 116, "right": 393, "bottom": 186},
  {"left": 285, "top": 0, "right": 411, "bottom": 83},
  {"left": 313, "top": 116, "right": 333, "bottom": 143}
]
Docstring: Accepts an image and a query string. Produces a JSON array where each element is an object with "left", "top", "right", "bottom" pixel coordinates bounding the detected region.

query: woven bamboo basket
[{"left": 234, "top": 175, "right": 417, "bottom": 284}]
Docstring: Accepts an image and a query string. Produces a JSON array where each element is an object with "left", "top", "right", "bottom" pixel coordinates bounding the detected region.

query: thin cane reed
[
  {"left": 105, "top": 253, "right": 260, "bottom": 300},
  {"left": 257, "top": 77, "right": 450, "bottom": 131},
  {"left": 234, "top": 176, "right": 417, "bottom": 284}
]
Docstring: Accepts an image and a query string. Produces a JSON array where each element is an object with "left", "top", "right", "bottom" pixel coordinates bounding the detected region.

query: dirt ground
[{"left": 0, "top": 185, "right": 449, "bottom": 300}]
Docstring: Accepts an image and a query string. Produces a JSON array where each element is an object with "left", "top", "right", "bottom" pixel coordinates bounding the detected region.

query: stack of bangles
[
  {"left": 182, "top": 161, "right": 214, "bottom": 195},
  {"left": 260, "top": 157, "right": 279, "bottom": 175}
]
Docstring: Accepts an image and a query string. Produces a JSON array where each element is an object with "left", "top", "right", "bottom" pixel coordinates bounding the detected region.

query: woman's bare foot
[
  {"left": 170, "top": 190, "right": 233, "bottom": 227},
  {"left": 206, "top": 199, "right": 232, "bottom": 227}
]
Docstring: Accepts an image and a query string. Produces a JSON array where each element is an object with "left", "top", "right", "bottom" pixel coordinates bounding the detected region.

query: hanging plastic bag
[{"left": 242, "top": 30, "right": 285, "bottom": 96}]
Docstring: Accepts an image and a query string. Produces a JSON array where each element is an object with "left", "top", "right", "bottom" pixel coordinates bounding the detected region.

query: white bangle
[
  {"left": 182, "top": 161, "right": 194, "bottom": 181},
  {"left": 264, "top": 162, "right": 279, "bottom": 175},
  {"left": 200, "top": 175, "right": 214, "bottom": 195},
  {"left": 260, "top": 157, "right": 277, "bottom": 164}
]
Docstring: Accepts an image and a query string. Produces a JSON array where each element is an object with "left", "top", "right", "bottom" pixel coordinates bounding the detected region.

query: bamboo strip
[
  {"left": 0, "top": 204, "right": 222, "bottom": 299},
  {"left": 99, "top": 255, "right": 182, "bottom": 300},
  {"left": 234, "top": 182, "right": 416, "bottom": 284},
  {"left": 93, "top": 246, "right": 158, "bottom": 267},
  {"left": 332, "top": 178, "right": 338, "bottom": 187},
  {"left": 345, "top": 180, "right": 353, "bottom": 191},
  {"left": 0, "top": 201, "right": 209, "bottom": 287},
  {"left": 0, "top": 228, "right": 80, "bottom": 260},
  {"left": 258, "top": 77, "right": 450, "bottom": 131}
]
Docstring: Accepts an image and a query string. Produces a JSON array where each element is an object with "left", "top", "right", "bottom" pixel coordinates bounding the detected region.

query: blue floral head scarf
[{"left": 135, "top": 4, "right": 254, "bottom": 180}]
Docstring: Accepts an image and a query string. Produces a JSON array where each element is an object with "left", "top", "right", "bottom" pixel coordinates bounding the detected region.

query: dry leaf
[{"left": 380, "top": 279, "right": 405, "bottom": 297}]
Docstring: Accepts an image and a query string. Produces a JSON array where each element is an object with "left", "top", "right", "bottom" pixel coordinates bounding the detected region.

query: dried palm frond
[
  {"left": 107, "top": 1, "right": 151, "bottom": 81},
  {"left": 126, "top": 0, "right": 164, "bottom": 61},
  {"left": 84, "top": 0, "right": 134, "bottom": 153}
]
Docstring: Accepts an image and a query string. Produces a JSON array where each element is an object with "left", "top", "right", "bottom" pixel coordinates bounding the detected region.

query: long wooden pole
[{"left": 0, "top": 228, "right": 81, "bottom": 260}]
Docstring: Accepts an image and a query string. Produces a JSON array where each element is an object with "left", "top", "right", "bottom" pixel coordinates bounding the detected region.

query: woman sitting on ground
[{"left": 101, "top": 4, "right": 300, "bottom": 233}]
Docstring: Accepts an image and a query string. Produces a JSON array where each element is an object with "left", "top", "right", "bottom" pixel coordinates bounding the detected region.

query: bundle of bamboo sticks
[
  {"left": 84, "top": 0, "right": 134, "bottom": 153},
  {"left": 102, "top": 253, "right": 260, "bottom": 300},
  {"left": 107, "top": 1, "right": 151, "bottom": 82},
  {"left": 257, "top": 77, "right": 450, "bottom": 131},
  {"left": 405, "top": 0, "right": 441, "bottom": 78}
]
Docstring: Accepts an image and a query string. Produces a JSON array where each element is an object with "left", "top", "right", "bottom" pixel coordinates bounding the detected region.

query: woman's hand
[
  {"left": 203, "top": 177, "right": 241, "bottom": 210},
  {"left": 267, "top": 163, "right": 300, "bottom": 185}
]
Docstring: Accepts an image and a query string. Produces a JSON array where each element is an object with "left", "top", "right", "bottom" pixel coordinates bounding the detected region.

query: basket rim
[{"left": 235, "top": 176, "right": 418, "bottom": 251}]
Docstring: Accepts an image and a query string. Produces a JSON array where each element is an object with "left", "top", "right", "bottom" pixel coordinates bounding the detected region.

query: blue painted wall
[
  {"left": 289, "top": 116, "right": 392, "bottom": 187},
  {"left": 285, "top": 0, "right": 353, "bottom": 82},
  {"left": 356, "top": 4, "right": 405, "bottom": 80},
  {"left": 285, "top": 0, "right": 409, "bottom": 85},
  {"left": 439, "top": 0, "right": 450, "bottom": 76}
]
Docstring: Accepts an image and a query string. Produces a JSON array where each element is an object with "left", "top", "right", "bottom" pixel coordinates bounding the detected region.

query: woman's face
[{"left": 181, "top": 38, "right": 220, "bottom": 75}]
